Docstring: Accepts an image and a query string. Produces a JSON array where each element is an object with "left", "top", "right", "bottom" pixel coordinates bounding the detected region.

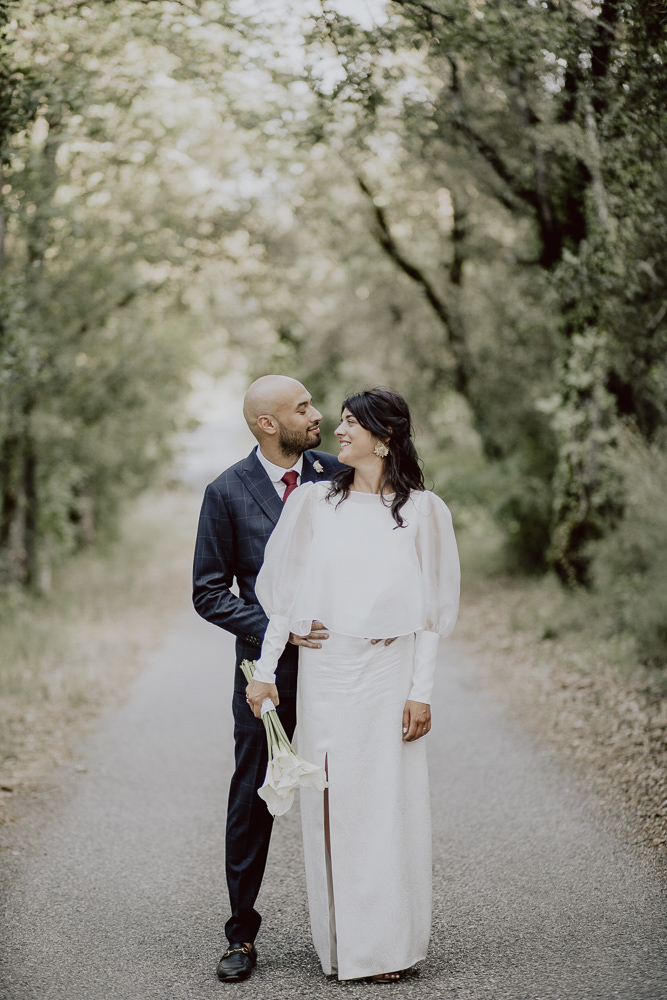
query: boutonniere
[{"left": 313, "top": 460, "right": 324, "bottom": 474}]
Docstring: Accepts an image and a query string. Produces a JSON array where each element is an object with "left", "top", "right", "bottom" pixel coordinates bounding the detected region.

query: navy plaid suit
[{"left": 192, "top": 446, "right": 340, "bottom": 945}]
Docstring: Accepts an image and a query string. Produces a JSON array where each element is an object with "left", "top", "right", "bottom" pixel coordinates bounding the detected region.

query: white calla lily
[{"left": 241, "top": 659, "right": 328, "bottom": 817}]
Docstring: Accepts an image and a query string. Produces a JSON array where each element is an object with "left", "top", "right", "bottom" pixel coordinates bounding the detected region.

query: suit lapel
[
  {"left": 302, "top": 450, "right": 333, "bottom": 483},
  {"left": 236, "top": 451, "right": 283, "bottom": 526},
  {"left": 237, "top": 449, "right": 331, "bottom": 524},
  {"left": 301, "top": 451, "right": 318, "bottom": 484}
]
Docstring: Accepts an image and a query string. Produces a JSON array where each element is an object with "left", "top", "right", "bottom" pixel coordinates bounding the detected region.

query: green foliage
[
  {"left": 0, "top": 486, "right": 195, "bottom": 767},
  {"left": 0, "top": 0, "right": 664, "bottom": 673},
  {"left": 0, "top": 0, "right": 234, "bottom": 586},
  {"left": 0, "top": 0, "right": 39, "bottom": 159},
  {"left": 587, "top": 431, "right": 667, "bottom": 670},
  {"left": 546, "top": 329, "right": 624, "bottom": 586},
  {"left": 292, "top": 0, "right": 667, "bottom": 591}
]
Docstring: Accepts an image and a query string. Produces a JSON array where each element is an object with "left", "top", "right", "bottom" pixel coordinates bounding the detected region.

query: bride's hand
[
  {"left": 370, "top": 637, "right": 397, "bottom": 646},
  {"left": 289, "top": 621, "right": 329, "bottom": 648},
  {"left": 402, "top": 700, "right": 431, "bottom": 741},
  {"left": 246, "top": 679, "right": 279, "bottom": 718}
]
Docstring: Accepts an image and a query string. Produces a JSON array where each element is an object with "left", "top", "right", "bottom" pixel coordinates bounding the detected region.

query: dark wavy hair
[{"left": 326, "top": 388, "right": 424, "bottom": 527}]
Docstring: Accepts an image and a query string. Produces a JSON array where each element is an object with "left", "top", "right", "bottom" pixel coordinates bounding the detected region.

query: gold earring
[{"left": 373, "top": 442, "right": 389, "bottom": 458}]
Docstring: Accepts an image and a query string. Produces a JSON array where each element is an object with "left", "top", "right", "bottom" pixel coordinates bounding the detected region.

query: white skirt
[{"left": 296, "top": 632, "right": 432, "bottom": 980}]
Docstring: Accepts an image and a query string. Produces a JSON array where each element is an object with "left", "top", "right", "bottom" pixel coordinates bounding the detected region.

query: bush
[{"left": 588, "top": 430, "right": 667, "bottom": 669}]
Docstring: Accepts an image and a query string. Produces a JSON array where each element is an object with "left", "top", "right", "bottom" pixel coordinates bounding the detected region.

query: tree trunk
[
  {"left": 549, "top": 330, "right": 622, "bottom": 586},
  {"left": 356, "top": 174, "right": 475, "bottom": 401},
  {"left": 0, "top": 395, "right": 37, "bottom": 587},
  {"left": 549, "top": 58, "right": 619, "bottom": 585},
  {"left": 0, "top": 161, "right": 5, "bottom": 272}
]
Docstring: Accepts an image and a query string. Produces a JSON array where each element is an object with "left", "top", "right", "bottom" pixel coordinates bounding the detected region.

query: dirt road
[
  {"left": 1, "top": 603, "right": 665, "bottom": 999},
  {"left": 1, "top": 387, "right": 665, "bottom": 999}
]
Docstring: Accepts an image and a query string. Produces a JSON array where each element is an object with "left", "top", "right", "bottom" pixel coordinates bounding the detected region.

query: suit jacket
[{"left": 192, "top": 447, "right": 340, "bottom": 692}]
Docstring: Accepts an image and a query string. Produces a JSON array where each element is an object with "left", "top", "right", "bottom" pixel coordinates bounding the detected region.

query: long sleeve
[
  {"left": 252, "top": 482, "right": 317, "bottom": 684},
  {"left": 409, "top": 492, "right": 460, "bottom": 704},
  {"left": 192, "top": 481, "right": 269, "bottom": 645}
]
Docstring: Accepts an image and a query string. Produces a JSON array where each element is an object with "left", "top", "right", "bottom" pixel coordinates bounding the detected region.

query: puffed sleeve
[
  {"left": 251, "top": 482, "right": 317, "bottom": 684},
  {"left": 409, "top": 491, "right": 460, "bottom": 704}
]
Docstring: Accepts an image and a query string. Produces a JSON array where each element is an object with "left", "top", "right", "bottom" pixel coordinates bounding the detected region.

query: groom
[{"left": 192, "top": 375, "right": 339, "bottom": 983}]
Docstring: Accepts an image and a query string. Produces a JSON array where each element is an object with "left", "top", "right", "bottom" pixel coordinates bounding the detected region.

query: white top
[
  {"left": 255, "top": 447, "right": 304, "bottom": 500},
  {"left": 253, "top": 481, "right": 460, "bottom": 703}
]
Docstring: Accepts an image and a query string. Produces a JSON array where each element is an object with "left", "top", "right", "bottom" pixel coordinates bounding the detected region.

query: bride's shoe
[{"left": 370, "top": 970, "right": 406, "bottom": 982}]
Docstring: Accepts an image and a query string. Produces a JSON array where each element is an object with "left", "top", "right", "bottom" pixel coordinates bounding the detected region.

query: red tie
[{"left": 281, "top": 470, "right": 299, "bottom": 503}]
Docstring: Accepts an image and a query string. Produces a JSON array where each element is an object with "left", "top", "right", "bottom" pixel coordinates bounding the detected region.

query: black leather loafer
[{"left": 216, "top": 942, "right": 257, "bottom": 982}]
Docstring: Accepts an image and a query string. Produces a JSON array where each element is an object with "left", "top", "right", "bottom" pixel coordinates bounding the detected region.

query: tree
[
  {"left": 298, "top": 0, "right": 667, "bottom": 582},
  {"left": 0, "top": 0, "right": 238, "bottom": 587}
]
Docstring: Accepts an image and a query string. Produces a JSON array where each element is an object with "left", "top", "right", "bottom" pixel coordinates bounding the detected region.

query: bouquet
[{"left": 240, "top": 660, "right": 328, "bottom": 817}]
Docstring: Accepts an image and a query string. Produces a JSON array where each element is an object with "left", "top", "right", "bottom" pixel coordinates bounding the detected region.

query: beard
[{"left": 277, "top": 421, "right": 321, "bottom": 458}]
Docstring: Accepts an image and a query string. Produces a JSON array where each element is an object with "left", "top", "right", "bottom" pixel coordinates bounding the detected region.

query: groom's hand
[
  {"left": 246, "top": 679, "right": 279, "bottom": 718},
  {"left": 288, "top": 621, "right": 329, "bottom": 649}
]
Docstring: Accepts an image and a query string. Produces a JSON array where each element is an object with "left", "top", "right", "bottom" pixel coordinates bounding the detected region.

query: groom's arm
[{"left": 192, "top": 481, "right": 268, "bottom": 647}]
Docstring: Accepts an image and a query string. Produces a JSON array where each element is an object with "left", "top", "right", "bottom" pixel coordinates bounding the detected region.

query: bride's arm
[
  {"left": 246, "top": 615, "right": 291, "bottom": 714},
  {"left": 407, "top": 492, "right": 461, "bottom": 714},
  {"left": 246, "top": 483, "right": 317, "bottom": 715}
]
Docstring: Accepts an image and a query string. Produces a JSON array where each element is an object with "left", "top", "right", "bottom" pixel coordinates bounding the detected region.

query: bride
[{"left": 246, "top": 388, "right": 460, "bottom": 981}]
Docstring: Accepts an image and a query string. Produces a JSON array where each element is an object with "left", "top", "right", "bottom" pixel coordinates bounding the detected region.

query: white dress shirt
[{"left": 255, "top": 446, "right": 304, "bottom": 500}]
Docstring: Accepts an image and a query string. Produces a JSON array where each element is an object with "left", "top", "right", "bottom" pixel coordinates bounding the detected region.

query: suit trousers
[{"left": 224, "top": 642, "right": 298, "bottom": 945}]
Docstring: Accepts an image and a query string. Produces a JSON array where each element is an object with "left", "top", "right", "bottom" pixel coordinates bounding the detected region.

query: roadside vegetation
[
  {"left": 451, "top": 432, "right": 667, "bottom": 862},
  {"left": 456, "top": 564, "right": 667, "bottom": 867},
  {"left": 0, "top": 1, "right": 664, "bottom": 837},
  {"left": 0, "top": 486, "right": 196, "bottom": 821}
]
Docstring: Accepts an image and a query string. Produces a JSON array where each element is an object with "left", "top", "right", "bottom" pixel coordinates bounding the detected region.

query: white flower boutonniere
[{"left": 313, "top": 460, "right": 324, "bottom": 474}]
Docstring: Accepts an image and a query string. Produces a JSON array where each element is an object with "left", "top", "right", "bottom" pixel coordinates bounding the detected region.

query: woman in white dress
[{"left": 248, "top": 388, "right": 460, "bottom": 982}]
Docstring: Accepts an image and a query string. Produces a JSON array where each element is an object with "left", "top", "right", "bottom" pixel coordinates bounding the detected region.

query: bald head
[
  {"left": 242, "top": 375, "right": 323, "bottom": 464},
  {"left": 243, "top": 375, "right": 307, "bottom": 432}
]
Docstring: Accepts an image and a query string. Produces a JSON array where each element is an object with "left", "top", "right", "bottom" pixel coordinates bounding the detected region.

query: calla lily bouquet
[{"left": 241, "top": 660, "right": 328, "bottom": 817}]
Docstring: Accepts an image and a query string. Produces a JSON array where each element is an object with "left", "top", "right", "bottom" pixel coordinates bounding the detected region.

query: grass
[
  {"left": 0, "top": 485, "right": 199, "bottom": 801},
  {"left": 455, "top": 521, "right": 667, "bottom": 863}
]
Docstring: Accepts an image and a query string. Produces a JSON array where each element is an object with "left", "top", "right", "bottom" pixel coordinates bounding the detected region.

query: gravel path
[{"left": 1, "top": 605, "right": 665, "bottom": 1000}]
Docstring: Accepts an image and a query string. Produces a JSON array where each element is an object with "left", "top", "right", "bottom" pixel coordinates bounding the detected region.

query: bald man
[{"left": 193, "top": 376, "right": 340, "bottom": 982}]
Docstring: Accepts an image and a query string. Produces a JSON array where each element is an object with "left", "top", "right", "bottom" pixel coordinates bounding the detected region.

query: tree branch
[
  {"left": 444, "top": 55, "right": 537, "bottom": 214},
  {"left": 72, "top": 279, "right": 168, "bottom": 339},
  {"left": 647, "top": 299, "right": 667, "bottom": 335},
  {"left": 449, "top": 190, "right": 467, "bottom": 288},
  {"left": 390, "top": 0, "right": 454, "bottom": 22},
  {"left": 452, "top": 115, "right": 537, "bottom": 209},
  {"left": 446, "top": 53, "right": 568, "bottom": 263},
  {"left": 590, "top": 0, "right": 622, "bottom": 83},
  {"left": 356, "top": 176, "right": 452, "bottom": 327},
  {"left": 582, "top": 92, "right": 610, "bottom": 232},
  {"left": 356, "top": 174, "right": 473, "bottom": 397}
]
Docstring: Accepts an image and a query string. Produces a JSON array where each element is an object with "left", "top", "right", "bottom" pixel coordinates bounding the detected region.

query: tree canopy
[{"left": 1, "top": 0, "right": 665, "bottom": 661}]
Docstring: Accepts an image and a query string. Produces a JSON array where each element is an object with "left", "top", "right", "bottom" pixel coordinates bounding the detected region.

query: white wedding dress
[{"left": 253, "top": 482, "right": 460, "bottom": 980}]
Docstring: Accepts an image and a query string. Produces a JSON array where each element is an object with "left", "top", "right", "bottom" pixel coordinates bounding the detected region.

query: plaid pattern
[
  {"left": 192, "top": 447, "right": 340, "bottom": 944},
  {"left": 225, "top": 689, "right": 297, "bottom": 944},
  {"left": 192, "top": 448, "right": 339, "bottom": 662}
]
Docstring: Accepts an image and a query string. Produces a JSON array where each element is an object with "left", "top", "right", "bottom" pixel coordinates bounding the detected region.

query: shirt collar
[{"left": 255, "top": 445, "right": 304, "bottom": 483}]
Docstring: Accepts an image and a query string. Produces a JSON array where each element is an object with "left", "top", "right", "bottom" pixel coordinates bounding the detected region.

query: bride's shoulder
[
  {"left": 409, "top": 489, "right": 452, "bottom": 517},
  {"left": 303, "top": 479, "right": 333, "bottom": 504},
  {"left": 284, "top": 480, "right": 318, "bottom": 508},
  {"left": 282, "top": 480, "right": 330, "bottom": 517},
  {"left": 291, "top": 480, "right": 329, "bottom": 499}
]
